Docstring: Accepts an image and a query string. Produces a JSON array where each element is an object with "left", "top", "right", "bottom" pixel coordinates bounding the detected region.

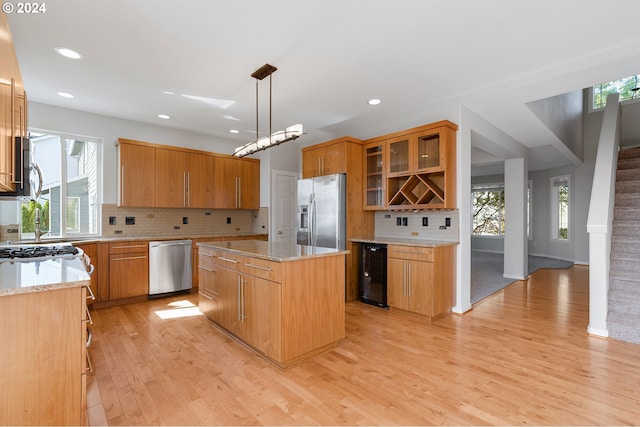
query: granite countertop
[
  {"left": 198, "top": 239, "right": 349, "bottom": 262},
  {"left": 0, "top": 257, "right": 91, "bottom": 296},
  {"left": 350, "top": 237, "right": 458, "bottom": 248}
]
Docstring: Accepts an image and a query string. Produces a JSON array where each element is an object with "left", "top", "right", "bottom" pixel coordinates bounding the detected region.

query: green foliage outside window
[
  {"left": 21, "top": 200, "right": 49, "bottom": 233},
  {"left": 593, "top": 74, "right": 640, "bottom": 109}
]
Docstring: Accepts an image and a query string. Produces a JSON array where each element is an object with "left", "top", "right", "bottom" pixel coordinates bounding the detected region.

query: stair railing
[{"left": 586, "top": 92, "right": 621, "bottom": 337}]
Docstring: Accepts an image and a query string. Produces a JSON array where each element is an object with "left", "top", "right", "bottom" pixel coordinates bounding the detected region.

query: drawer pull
[
  {"left": 112, "top": 255, "right": 147, "bottom": 261},
  {"left": 198, "top": 291, "right": 216, "bottom": 300},
  {"left": 244, "top": 263, "right": 272, "bottom": 272},
  {"left": 199, "top": 266, "right": 213, "bottom": 272},
  {"left": 112, "top": 244, "right": 146, "bottom": 250},
  {"left": 86, "top": 351, "right": 92, "bottom": 373},
  {"left": 218, "top": 256, "right": 239, "bottom": 264},
  {"left": 201, "top": 253, "right": 215, "bottom": 258},
  {"left": 85, "top": 307, "right": 93, "bottom": 325}
]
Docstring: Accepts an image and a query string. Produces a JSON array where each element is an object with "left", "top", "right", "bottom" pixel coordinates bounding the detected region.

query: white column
[
  {"left": 504, "top": 157, "right": 528, "bottom": 280},
  {"left": 453, "top": 120, "right": 472, "bottom": 314}
]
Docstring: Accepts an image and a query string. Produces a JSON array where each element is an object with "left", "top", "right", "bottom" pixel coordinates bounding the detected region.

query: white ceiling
[{"left": 7, "top": 0, "right": 640, "bottom": 170}]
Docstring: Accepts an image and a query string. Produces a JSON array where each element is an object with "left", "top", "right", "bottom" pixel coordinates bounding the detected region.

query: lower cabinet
[
  {"left": 108, "top": 241, "right": 149, "bottom": 300},
  {"left": 387, "top": 244, "right": 454, "bottom": 319}
]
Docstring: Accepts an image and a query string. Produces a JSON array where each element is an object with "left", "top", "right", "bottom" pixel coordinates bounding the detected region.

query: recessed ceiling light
[
  {"left": 230, "top": 129, "right": 239, "bottom": 134},
  {"left": 158, "top": 114, "right": 171, "bottom": 119},
  {"left": 55, "top": 47, "right": 83, "bottom": 60},
  {"left": 161, "top": 91, "right": 175, "bottom": 95},
  {"left": 57, "top": 92, "right": 75, "bottom": 98},
  {"left": 368, "top": 98, "right": 382, "bottom": 106}
]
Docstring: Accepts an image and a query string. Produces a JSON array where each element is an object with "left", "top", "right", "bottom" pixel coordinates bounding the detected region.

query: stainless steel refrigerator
[{"left": 296, "top": 173, "right": 346, "bottom": 250}]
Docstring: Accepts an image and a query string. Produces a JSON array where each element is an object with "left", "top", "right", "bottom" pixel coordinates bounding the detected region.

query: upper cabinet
[
  {"left": 213, "top": 155, "right": 260, "bottom": 210},
  {"left": 117, "top": 139, "right": 156, "bottom": 207},
  {"left": 155, "top": 148, "right": 214, "bottom": 208},
  {"left": 0, "top": 14, "right": 27, "bottom": 194},
  {"left": 364, "top": 120, "right": 457, "bottom": 210},
  {"left": 302, "top": 140, "right": 347, "bottom": 178},
  {"left": 117, "top": 138, "right": 258, "bottom": 209}
]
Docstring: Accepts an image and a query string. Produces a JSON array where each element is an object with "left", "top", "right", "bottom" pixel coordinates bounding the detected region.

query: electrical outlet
[
  {"left": 226, "top": 217, "right": 232, "bottom": 224},
  {"left": 396, "top": 217, "right": 402, "bottom": 226},
  {"left": 445, "top": 217, "right": 451, "bottom": 227},
  {"left": 125, "top": 217, "right": 135, "bottom": 225},
  {"left": 109, "top": 216, "right": 116, "bottom": 225},
  {"left": 422, "top": 217, "right": 428, "bottom": 226},
  {"left": 182, "top": 217, "right": 188, "bottom": 225},
  {"left": 402, "top": 217, "right": 408, "bottom": 226}
]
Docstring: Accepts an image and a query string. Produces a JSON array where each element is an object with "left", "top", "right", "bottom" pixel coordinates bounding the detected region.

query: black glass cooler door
[{"left": 360, "top": 244, "right": 388, "bottom": 308}]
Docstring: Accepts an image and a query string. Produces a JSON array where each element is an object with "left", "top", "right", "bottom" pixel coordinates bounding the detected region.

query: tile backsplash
[
  {"left": 374, "top": 210, "right": 459, "bottom": 241},
  {"left": 101, "top": 204, "right": 268, "bottom": 238}
]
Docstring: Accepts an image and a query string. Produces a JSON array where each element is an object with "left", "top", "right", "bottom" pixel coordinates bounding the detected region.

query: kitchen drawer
[
  {"left": 109, "top": 241, "right": 148, "bottom": 255},
  {"left": 238, "top": 256, "right": 281, "bottom": 283},
  {"left": 387, "top": 244, "right": 433, "bottom": 262},
  {"left": 198, "top": 248, "right": 217, "bottom": 269},
  {"left": 205, "top": 248, "right": 282, "bottom": 282}
]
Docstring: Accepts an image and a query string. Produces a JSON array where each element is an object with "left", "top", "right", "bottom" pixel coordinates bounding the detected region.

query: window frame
[
  {"left": 471, "top": 182, "right": 505, "bottom": 238},
  {"left": 588, "top": 74, "right": 640, "bottom": 113},
  {"left": 550, "top": 174, "right": 570, "bottom": 242},
  {"left": 19, "top": 128, "right": 103, "bottom": 239}
]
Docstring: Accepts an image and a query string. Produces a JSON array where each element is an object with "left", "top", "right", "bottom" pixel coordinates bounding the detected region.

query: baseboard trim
[
  {"left": 587, "top": 326, "right": 609, "bottom": 338},
  {"left": 503, "top": 273, "right": 528, "bottom": 280}
]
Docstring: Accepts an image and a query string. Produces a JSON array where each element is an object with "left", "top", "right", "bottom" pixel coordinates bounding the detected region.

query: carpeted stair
[{"left": 608, "top": 146, "right": 640, "bottom": 344}]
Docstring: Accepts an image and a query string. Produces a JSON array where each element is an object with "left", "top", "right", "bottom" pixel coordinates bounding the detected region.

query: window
[
  {"left": 472, "top": 183, "right": 505, "bottom": 236},
  {"left": 592, "top": 74, "right": 640, "bottom": 109},
  {"left": 20, "top": 132, "right": 102, "bottom": 239},
  {"left": 551, "top": 175, "right": 569, "bottom": 241}
]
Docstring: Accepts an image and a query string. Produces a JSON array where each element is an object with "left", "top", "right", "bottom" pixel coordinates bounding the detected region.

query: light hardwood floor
[{"left": 86, "top": 265, "right": 640, "bottom": 425}]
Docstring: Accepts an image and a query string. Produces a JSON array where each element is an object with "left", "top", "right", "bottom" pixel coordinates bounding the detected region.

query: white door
[{"left": 270, "top": 170, "right": 298, "bottom": 245}]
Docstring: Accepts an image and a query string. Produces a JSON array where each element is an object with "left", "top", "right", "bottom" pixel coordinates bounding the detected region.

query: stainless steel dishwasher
[{"left": 149, "top": 240, "right": 192, "bottom": 296}]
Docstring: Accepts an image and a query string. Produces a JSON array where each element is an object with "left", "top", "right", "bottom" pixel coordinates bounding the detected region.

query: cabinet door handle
[
  {"left": 407, "top": 262, "right": 412, "bottom": 297},
  {"left": 237, "top": 276, "right": 243, "bottom": 321},
  {"left": 218, "top": 256, "right": 238, "bottom": 264},
  {"left": 241, "top": 277, "right": 246, "bottom": 321},
  {"left": 187, "top": 172, "right": 190, "bottom": 207},
  {"left": 244, "top": 263, "right": 272, "bottom": 272},
  {"left": 120, "top": 167, "right": 125, "bottom": 204},
  {"left": 235, "top": 177, "right": 239, "bottom": 208},
  {"left": 183, "top": 172, "right": 187, "bottom": 207},
  {"left": 86, "top": 351, "right": 93, "bottom": 373},
  {"left": 201, "top": 253, "right": 215, "bottom": 258},
  {"left": 112, "top": 255, "right": 147, "bottom": 261},
  {"left": 403, "top": 261, "right": 407, "bottom": 297}
]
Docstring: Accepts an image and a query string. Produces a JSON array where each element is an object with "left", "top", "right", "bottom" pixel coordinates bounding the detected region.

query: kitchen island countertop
[{"left": 197, "top": 239, "right": 349, "bottom": 262}]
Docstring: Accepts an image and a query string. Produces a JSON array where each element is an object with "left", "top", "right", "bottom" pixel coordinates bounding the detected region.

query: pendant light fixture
[{"left": 233, "top": 64, "right": 303, "bottom": 157}]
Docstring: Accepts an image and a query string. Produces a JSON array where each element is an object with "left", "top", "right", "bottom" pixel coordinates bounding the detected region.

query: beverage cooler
[{"left": 360, "top": 243, "right": 388, "bottom": 308}]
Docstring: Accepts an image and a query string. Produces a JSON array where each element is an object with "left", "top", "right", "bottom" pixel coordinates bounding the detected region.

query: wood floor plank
[{"left": 86, "top": 266, "right": 640, "bottom": 425}]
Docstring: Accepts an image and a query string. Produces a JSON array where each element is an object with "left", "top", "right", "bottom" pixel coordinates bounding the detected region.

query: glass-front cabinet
[
  {"left": 364, "top": 142, "right": 385, "bottom": 209},
  {"left": 368, "top": 121, "right": 457, "bottom": 210}
]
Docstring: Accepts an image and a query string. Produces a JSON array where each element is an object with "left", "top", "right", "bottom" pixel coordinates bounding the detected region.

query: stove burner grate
[{"left": 0, "top": 245, "right": 80, "bottom": 260}]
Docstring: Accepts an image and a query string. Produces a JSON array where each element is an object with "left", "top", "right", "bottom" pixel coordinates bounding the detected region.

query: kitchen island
[{"left": 197, "top": 240, "right": 348, "bottom": 367}]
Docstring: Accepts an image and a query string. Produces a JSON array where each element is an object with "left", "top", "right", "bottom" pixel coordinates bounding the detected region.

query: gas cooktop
[{"left": 0, "top": 244, "right": 80, "bottom": 260}]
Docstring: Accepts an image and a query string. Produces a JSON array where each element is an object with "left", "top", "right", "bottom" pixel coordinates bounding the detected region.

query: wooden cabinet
[
  {"left": 363, "top": 121, "right": 457, "bottom": 210},
  {"left": 301, "top": 137, "right": 375, "bottom": 302},
  {"left": 198, "top": 244, "right": 345, "bottom": 367},
  {"left": 213, "top": 155, "right": 260, "bottom": 209},
  {"left": 108, "top": 241, "right": 149, "bottom": 300},
  {"left": 0, "top": 285, "right": 88, "bottom": 425},
  {"left": 387, "top": 244, "right": 455, "bottom": 319},
  {"left": 155, "top": 148, "right": 214, "bottom": 208},
  {"left": 363, "top": 141, "right": 386, "bottom": 210},
  {"left": 117, "top": 140, "right": 156, "bottom": 207},
  {"left": 0, "top": 14, "right": 27, "bottom": 194},
  {"left": 117, "top": 139, "right": 257, "bottom": 209},
  {"left": 302, "top": 141, "right": 347, "bottom": 178}
]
